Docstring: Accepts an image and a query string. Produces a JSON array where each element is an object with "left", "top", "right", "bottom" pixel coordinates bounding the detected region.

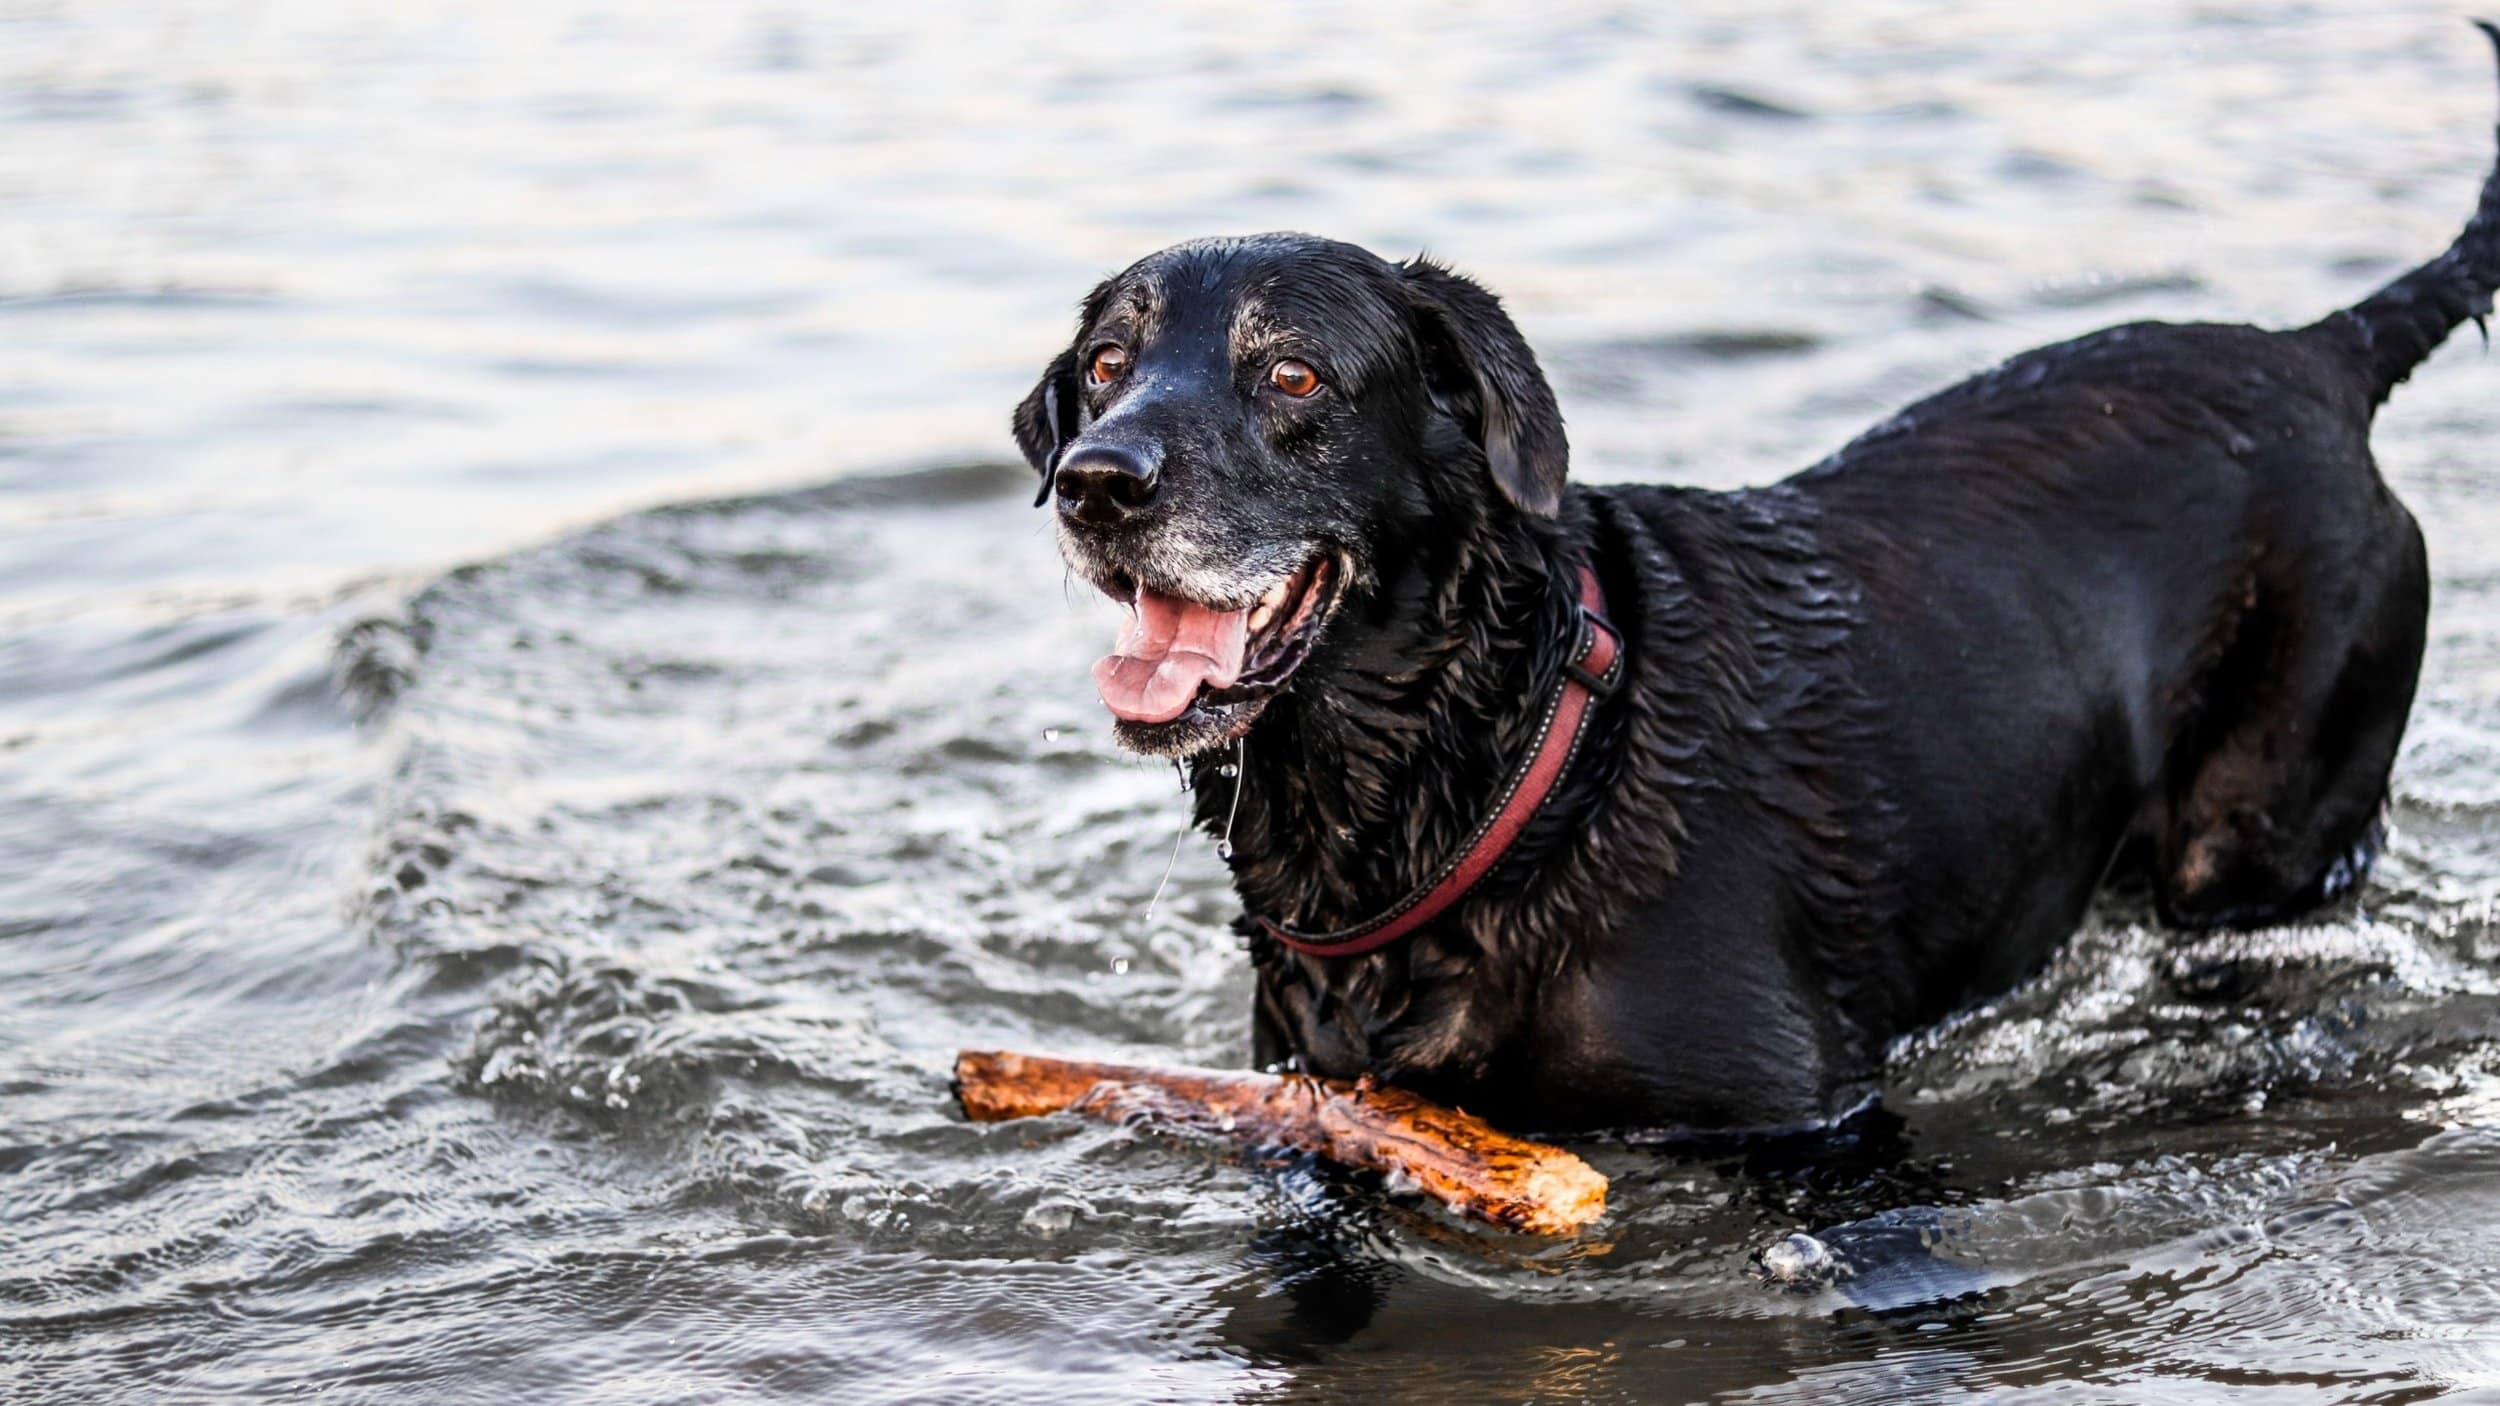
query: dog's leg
[{"left": 2157, "top": 512, "right": 2428, "bottom": 930}]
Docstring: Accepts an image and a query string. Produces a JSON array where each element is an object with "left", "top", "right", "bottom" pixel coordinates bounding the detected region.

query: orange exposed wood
[{"left": 953, "top": 1049, "right": 1607, "bottom": 1235}]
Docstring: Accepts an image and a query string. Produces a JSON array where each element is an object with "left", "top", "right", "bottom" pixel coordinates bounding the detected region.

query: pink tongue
[{"left": 1093, "top": 587, "right": 1251, "bottom": 723}]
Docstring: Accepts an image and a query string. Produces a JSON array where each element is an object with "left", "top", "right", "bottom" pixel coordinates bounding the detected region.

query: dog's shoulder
[{"left": 1576, "top": 480, "right": 1905, "bottom": 934}]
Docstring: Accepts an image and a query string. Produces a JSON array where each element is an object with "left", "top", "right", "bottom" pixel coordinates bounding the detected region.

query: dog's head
[{"left": 1013, "top": 233, "right": 1568, "bottom": 757}]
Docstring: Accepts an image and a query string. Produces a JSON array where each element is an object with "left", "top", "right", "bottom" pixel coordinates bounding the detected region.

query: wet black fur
[{"left": 1012, "top": 32, "right": 2500, "bottom": 1133}]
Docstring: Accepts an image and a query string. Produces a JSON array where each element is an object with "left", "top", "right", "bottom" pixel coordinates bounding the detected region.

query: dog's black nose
[{"left": 1054, "top": 443, "right": 1161, "bottom": 526}]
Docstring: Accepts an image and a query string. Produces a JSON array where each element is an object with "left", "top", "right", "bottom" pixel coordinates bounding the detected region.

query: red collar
[{"left": 1258, "top": 563, "right": 1622, "bottom": 958}]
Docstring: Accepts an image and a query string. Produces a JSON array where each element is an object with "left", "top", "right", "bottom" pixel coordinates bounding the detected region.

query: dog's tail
[{"left": 2313, "top": 20, "right": 2500, "bottom": 406}]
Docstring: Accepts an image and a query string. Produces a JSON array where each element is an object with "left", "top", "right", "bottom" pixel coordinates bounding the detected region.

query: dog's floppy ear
[
  {"left": 1011, "top": 346, "right": 1081, "bottom": 507},
  {"left": 1400, "top": 257, "right": 1569, "bottom": 517}
]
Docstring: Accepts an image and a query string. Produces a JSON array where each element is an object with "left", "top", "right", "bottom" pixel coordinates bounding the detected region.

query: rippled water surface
[{"left": 13, "top": 2, "right": 2500, "bottom": 1400}]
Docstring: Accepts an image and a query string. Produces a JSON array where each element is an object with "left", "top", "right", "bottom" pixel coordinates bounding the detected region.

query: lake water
[{"left": 11, "top": 2, "right": 2500, "bottom": 1400}]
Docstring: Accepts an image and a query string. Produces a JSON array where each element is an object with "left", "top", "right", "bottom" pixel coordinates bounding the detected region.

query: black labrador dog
[{"left": 1011, "top": 33, "right": 2500, "bottom": 1134}]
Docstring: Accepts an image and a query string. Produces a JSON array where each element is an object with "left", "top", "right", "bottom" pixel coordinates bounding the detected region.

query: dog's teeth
[
  {"left": 1248, "top": 603, "right": 1276, "bottom": 634},
  {"left": 1261, "top": 580, "right": 1289, "bottom": 608}
]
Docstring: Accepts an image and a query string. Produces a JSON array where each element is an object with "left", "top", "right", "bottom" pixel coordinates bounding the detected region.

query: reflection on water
[{"left": 9, "top": 2, "right": 2500, "bottom": 1400}]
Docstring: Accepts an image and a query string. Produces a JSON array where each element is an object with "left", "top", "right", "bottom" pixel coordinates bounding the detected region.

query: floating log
[{"left": 953, "top": 1049, "right": 1607, "bottom": 1236}]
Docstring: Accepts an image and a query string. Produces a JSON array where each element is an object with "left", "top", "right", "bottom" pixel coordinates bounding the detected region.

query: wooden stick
[{"left": 953, "top": 1049, "right": 1607, "bottom": 1235}]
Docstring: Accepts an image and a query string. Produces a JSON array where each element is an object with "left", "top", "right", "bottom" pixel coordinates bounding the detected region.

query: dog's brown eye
[
  {"left": 1270, "top": 359, "right": 1322, "bottom": 397},
  {"left": 1089, "top": 345, "right": 1129, "bottom": 384}
]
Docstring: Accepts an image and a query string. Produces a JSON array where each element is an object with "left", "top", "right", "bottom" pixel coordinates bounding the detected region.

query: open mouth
[{"left": 1091, "top": 555, "right": 1342, "bottom": 730}]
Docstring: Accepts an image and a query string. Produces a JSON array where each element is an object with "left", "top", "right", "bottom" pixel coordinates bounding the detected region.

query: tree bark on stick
[{"left": 953, "top": 1049, "right": 1607, "bottom": 1236}]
